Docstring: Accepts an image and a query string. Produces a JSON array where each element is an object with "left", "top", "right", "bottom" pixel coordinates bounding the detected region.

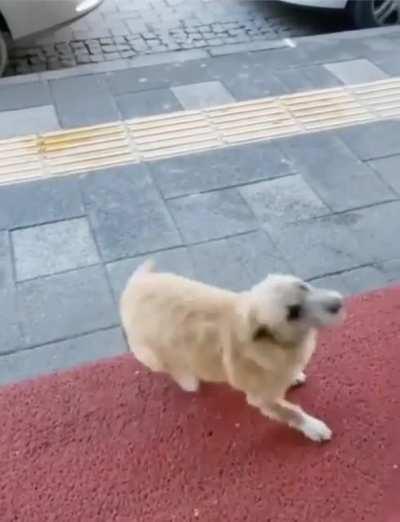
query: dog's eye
[{"left": 287, "top": 304, "right": 302, "bottom": 321}]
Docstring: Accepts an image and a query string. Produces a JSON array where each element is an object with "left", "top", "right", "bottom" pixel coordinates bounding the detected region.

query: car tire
[
  {"left": 0, "top": 29, "right": 8, "bottom": 77},
  {"left": 349, "top": 0, "right": 400, "bottom": 29}
]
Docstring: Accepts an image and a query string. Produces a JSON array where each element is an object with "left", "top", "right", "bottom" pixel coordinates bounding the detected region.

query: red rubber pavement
[{"left": 1, "top": 288, "right": 399, "bottom": 522}]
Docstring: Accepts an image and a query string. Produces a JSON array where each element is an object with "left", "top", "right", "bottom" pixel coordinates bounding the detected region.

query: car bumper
[{"left": 2, "top": 0, "right": 104, "bottom": 41}]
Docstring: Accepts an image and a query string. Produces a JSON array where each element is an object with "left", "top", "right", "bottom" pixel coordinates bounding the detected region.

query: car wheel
[
  {"left": 0, "top": 29, "right": 8, "bottom": 76},
  {"left": 349, "top": 0, "right": 400, "bottom": 28}
]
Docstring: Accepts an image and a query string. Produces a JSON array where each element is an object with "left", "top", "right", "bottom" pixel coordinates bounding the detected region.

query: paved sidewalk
[
  {"left": 6, "top": 0, "right": 349, "bottom": 75},
  {"left": 1, "top": 27, "right": 400, "bottom": 386}
]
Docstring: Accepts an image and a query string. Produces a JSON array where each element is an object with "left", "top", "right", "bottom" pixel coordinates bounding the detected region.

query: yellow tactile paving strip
[{"left": 1, "top": 76, "right": 400, "bottom": 185}]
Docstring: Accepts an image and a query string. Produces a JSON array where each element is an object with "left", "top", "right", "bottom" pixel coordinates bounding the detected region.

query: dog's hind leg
[
  {"left": 170, "top": 371, "right": 200, "bottom": 393},
  {"left": 132, "top": 345, "right": 165, "bottom": 372},
  {"left": 259, "top": 398, "right": 332, "bottom": 443}
]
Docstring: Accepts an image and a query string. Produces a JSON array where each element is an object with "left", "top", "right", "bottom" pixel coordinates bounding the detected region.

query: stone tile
[
  {"left": 368, "top": 155, "right": 400, "bottom": 196},
  {"left": 0, "top": 105, "right": 59, "bottom": 139},
  {"left": 0, "top": 81, "right": 51, "bottom": 111},
  {"left": 12, "top": 218, "right": 99, "bottom": 281},
  {"left": 208, "top": 39, "right": 287, "bottom": 56},
  {"left": 0, "top": 231, "right": 13, "bottom": 289},
  {"left": 17, "top": 266, "right": 118, "bottom": 347},
  {"left": 264, "top": 214, "right": 366, "bottom": 280},
  {"left": 276, "top": 65, "right": 341, "bottom": 93},
  {"left": 240, "top": 175, "right": 329, "bottom": 225},
  {"left": 129, "top": 49, "right": 208, "bottom": 66},
  {"left": 168, "top": 189, "right": 257, "bottom": 243},
  {"left": 80, "top": 164, "right": 181, "bottom": 262},
  {"left": 300, "top": 38, "right": 367, "bottom": 64},
  {"left": 217, "top": 63, "right": 287, "bottom": 101},
  {"left": 345, "top": 201, "right": 400, "bottom": 263},
  {"left": 275, "top": 68, "right": 312, "bottom": 93},
  {"left": 324, "top": 59, "right": 387, "bottom": 85},
  {"left": 171, "top": 80, "right": 234, "bottom": 109},
  {"left": 0, "top": 328, "right": 126, "bottom": 386},
  {"left": 150, "top": 142, "right": 293, "bottom": 198},
  {"left": 375, "top": 57, "right": 400, "bottom": 77},
  {"left": 107, "top": 247, "right": 194, "bottom": 299},
  {"left": 107, "top": 64, "right": 177, "bottom": 95},
  {"left": 116, "top": 88, "right": 182, "bottom": 119},
  {"left": 279, "top": 132, "right": 395, "bottom": 212},
  {"left": 190, "top": 230, "right": 291, "bottom": 291},
  {"left": 0, "top": 233, "right": 21, "bottom": 354},
  {"left": 337, "top": 121, "right": 400, "bottom": 160},
  {"left": 249, "top": 47, "right": 310, "bottom": 70},
  {"left": 50, "top": 74, "right": 120, "bottom": 128},
  {"left": 379, "top": 258, "right": 400, "bottom": 284},
  {"left": 312, "top": 266, "right": 388, "bottom": 296},
  {"left": 0, "top": 177, "right": 84, "bottom": 230}
]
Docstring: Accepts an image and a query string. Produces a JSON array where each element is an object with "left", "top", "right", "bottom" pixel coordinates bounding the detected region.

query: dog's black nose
[{"left": 326, "top": 299, "right": 343, "bottom": 314}]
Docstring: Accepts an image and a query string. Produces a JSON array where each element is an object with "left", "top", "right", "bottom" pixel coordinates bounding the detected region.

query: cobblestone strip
[
  {"left": 7, "top": 21, "right": 287, "bottom": 75},
  {"left": 5, "top": 0, "right": 348, "bottom": 76}
]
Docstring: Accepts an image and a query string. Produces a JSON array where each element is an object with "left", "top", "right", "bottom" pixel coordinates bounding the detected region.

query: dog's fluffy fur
[{"left": 120, "top": 260, "right": 344, "bottom": 442}]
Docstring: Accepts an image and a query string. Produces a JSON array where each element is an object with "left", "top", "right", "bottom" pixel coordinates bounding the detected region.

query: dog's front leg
[
  {"left": 259, "top": 398, "right": 332, "bottom": 443},
  {"left": 291, "top": 370, "right": 306, "bottom": 387}
]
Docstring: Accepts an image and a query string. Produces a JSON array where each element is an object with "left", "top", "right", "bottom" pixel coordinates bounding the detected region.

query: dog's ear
[{"left": 252, "top": 325, "right": 274, "bottom": 342}]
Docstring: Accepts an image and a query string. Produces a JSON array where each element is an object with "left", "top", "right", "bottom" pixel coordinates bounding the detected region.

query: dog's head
[{"left": 242, "top": 274, "right": 344, "bottom": 347}]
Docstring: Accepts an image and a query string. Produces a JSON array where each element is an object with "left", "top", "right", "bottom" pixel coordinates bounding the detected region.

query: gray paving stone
[
  {"left": 275, "top": 65, "right": 340, "bottom": 94},
  {"left": 12, "top": 218, "right": 99, "bottom": 281},
  {"left": 264, "top": 214, "right": 366, "bottom": 280},
  {"left": 345, "top": 201, "right": 400, "bottom": 263},
  {"left": 375, "top": 57, "right": 400, "bottom": 77},
  {"left": 190, "top": 230, "right": 291, "bottom": 291},
  {"left": 300, "top": 38, "right": 367, "bottom": 64},
  {"left": 0, "top": 177, "right": 84, "bottom": 230},
  {"left": 278, "top": 132, "right": 395, "bottom": 212},
  {"left": 80, "top": 164, "right": 181, "bottom": 262},
  {"left": 323, "top": 58, "right": 387, "bottom": 85},
  {"left": 0, "top": 286, "right": 21, "bottom": 354},
  {"left": 0, "top": 81, "right": 52, "bottom": 111},
  {"left": 214, "top": 61, "right": 287, "bottom": 101},
  {"left": 168, "top": 188, "right": 257, "bottom": 243},
  {"left": 0, "top": 233, "right": 21, "bottom": 354},
  {"left": 17, "top": 266, "right": 118, "bottom": 347},
  {"left": 107, "top": 65, "right": 175, "bottom": 94},
  {"left": 337, "top": 121, "right": 400, "bottom": 160},
  {"left": 171, "top": 80, "right": 234, "bottom": 109},
  {"left": 378, "top": 258, "right": 400, "bottom": 284},
  {"left": 208, "top": 39, "right": 288, "bottom": 56},
  {"left": 149, "top": 142, "right": 293, "bottom": 198},
  {"left": 50, "top": 74, "right": 120, "bottom": 128},
  {"left": 116, "top": 88, "right": 182, "bottom": 119},
  {"left": 274, "top": 68, "right": 312, "bottom": 93},
  {"left": 368, "top": 155, "right": 400, "bottom": 196},
  {"left": 0, "top": 105, "right": 59, "bottom": 139},
  {"left": 312, "top": 266, "right": 389, "bottom": 296},
  {"left": 0, "top": 231, "right": 13, "bottom": 289},
  {"left": 107, "top": 247, "right": 195, "bottom": 299},
  {"left": 240, "top": 174, "right": 329, "bottom": 225},
  {"left": 0, "top": 327, "right": 127, "bottom": 386}
]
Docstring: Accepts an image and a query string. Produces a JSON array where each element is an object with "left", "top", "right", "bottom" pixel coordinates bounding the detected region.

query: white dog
[{"left": 120, "top": 260, "right": 344, "bottom": 442}]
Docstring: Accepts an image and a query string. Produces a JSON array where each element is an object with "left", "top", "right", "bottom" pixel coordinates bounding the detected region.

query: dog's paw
[
  {"left": 175, "top": 374, "right": 200, "bottom": 393},
  {"left": 292, "top": 371, "right": 307, "bottom": 387},
  {"left": 301, "top": 415, "right": 332, "bottom": 443}
]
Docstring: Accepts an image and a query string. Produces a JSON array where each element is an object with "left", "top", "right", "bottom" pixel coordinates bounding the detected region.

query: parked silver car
[
  {"left": 280, "top": 0, "right": 400, "bottom": 29},
  {"left": 0, "top": 0, "right": 104, "bottom": 75}
]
